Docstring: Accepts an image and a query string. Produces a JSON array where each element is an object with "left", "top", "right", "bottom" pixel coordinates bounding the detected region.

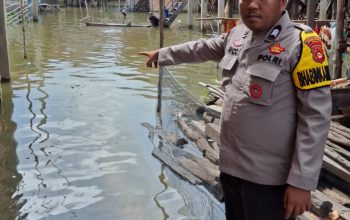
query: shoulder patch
[{"left": 292, "top": 31, "right": 331, "bottom": 90}]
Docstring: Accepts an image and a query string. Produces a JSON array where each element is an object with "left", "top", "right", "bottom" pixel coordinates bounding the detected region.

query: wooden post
[
  {"left": 159, "top": 0, "right": 164, "bottom": 48},
  {"left": 118, "top": 0, "right": 121, "bottom": 17},
  {"left": 227, "top": 0, "right": 233, "bottom": 18},
  {"left": 84, "top": 0, "right": 89, "bottom": 18},
  {"left": 217, "top": 0, "right": 224, "bottom": 32},
  {"left": 332, "top": 0, "right": 337, "bottom": 20},
  {"left": 307, "top": 0, "right": 316, "bottom": 29},
  {"left": 157, "top": 0, "right": 164, "bottom": 113},
  {"left": 0, "top": 0, "right": 10, "bottom": 82},
  {"left": 333, "top": 0, "right": 346, "bottom": 79},
  {"left": 292, "top": 0, "right": 299, "bottom": 20},
  {"left": 21, "top": 0, "right": 27, "bottom": 59},
  {"left": 187, "top": 0, "right": 193, "bottom": 28},
  {"left": 320, "top": 0, "right": 328, "bottom": 20},
  {"left": 32, "top": 0, "right": 38, "bottom": 21},
  {"left": 200, "top": 0, "right": 207, "bottom": 32}
]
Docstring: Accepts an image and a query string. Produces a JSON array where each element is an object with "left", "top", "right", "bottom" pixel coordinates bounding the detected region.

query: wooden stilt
[
  {"left": 32, "top": 0, "right": 39, "bottom": 21},
  {"left": 187, "top": 0, "right": 193, "bottom": 28},
  {"left": 0, "top": 0, "right": 10, "bottom": 82},
  {"left": 307, "top": 0, "right": 316, "bottom": 28},
  {"left": 320, "top": 0, "right": 328, "bottom": 20},
  {"left": 333, "top": 0, "right": 346, "bottom": 79},
  {"left": 157, "top": 0, "right": 164, "bottom": 113}
]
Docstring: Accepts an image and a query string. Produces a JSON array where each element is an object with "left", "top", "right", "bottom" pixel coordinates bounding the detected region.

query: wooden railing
[{"left": 6, "top": 1, "right": 32, "bottom": 25}]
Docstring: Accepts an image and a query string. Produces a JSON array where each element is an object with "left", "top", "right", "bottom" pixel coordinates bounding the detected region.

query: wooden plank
[
  {"left": 205, "top": 123, "right": 221, "bottom": 145},
  {"left": 322, "top": 155, "right": 350, "bottom": 183},
  {"left": 178, "top": 158, "right": 223, "bottom": 201},
  {"left": 190, "top": 120, "right": 206, "bottom": 137},
  {"left": 324, "top": 147, "right": 350, "bottom": 171},
  {"left": 204, "top": 105, "right": 222, "bottom": 118},
  {"left": 311, "top": 190, "right": 350, "bottom": 220},
  {"left": 152, "top": 148, "right": 202, "bottom": 185},
  {"left": 86, "top": 22, "right": 151, "bottom": 27},
  {"left": 177, "top": 119, "right": 219, "bottom": 164},
  {"left": 179, "top": 157, "right": 219, "bottom": 183},
  {"left": 203, "top": 112, "right": 214, "bottom": 123}
]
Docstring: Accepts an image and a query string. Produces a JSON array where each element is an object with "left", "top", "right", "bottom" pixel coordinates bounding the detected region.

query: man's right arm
[
  {"left": 139, "top": 33, "right": 229, "bottom": 68},
  {"left": 158, "top": 36, "right": 227, "bottom": 66}
]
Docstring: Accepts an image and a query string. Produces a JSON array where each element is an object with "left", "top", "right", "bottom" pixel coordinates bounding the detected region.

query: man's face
[{"left": 239, "top": 0, "right": 286, "bottom": 34}]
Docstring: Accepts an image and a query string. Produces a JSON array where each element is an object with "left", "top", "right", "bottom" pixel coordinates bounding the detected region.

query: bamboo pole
[
  {"left": 157, "top": 0, "right": 164, "bottom": 113},
  {"left": 0, "top": 0, "right": 10, "bottom": 82},
  {"left": 21, "top": 0, "right": 27, "bottom": 59},
  {"left": 159, "top": 0, "right": 164, "bottom": 48},
  {"left": 333, "top": 0, "right": 345, "bottom": 79}
]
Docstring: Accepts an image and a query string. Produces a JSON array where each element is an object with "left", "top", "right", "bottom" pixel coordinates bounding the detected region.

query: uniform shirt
[{"left": 158, "top": 11, "right": 331, "bottom": 191}]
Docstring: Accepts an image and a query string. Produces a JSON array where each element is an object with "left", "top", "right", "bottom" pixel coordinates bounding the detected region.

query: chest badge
[
  {"left": 269, "top": 43, "right": 285, "bottom": 54},
  {"left": 268, "top": 25, "right": 281, "bottom": 41},
  {"left": 233, "top": 38, "right": 244, "bottom": 47},
  {"left": 249, "top": 83, "right": 263, "bottom": 99}
]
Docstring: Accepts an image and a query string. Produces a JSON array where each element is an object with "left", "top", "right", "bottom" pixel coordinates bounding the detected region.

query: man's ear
[{"left": 281, "top": 0, "right": 288, "bottom": 9}]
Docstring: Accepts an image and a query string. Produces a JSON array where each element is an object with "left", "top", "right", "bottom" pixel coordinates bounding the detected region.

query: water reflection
[
  {"left": 0, "top": 82, "right": 22, "bottom": 220},
  {"left": 2, "top": 7, "right": 224, "bottom": 220}
]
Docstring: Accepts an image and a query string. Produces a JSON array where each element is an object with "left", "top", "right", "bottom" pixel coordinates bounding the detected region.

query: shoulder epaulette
[{"left": 293, "top": 23, "right": 313, "bottom": 33}]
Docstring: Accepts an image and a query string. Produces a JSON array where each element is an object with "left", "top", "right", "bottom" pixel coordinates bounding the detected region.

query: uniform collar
[{"left": 246, "top": 10, "right": 292, "bottom": 48}]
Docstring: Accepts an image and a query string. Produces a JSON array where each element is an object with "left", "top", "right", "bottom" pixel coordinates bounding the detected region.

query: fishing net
[
  {"left": 157, "top": 67, "right": 203, "bottom": 141},
  {"left": 143, "top": 66, "right": 225, "bottom": 220}
]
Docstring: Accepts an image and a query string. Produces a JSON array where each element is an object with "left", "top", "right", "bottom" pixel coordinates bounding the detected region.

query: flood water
[{"left": 0, "top": 7, "right": 224, "bottom": 220}]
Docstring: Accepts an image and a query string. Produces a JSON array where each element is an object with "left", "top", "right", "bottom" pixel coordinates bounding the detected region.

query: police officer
[{"left": 139, "top": 0, "right": 331, "bottom": 219}]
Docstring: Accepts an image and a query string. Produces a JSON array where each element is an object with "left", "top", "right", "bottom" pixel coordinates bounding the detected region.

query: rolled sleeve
[{"left": 287, "top": 86, "right": 332, "bottom": 190}]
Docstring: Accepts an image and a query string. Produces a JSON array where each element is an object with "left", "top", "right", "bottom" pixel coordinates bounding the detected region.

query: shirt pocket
[
  {"left": 246, "top": 64, "right": 281, "bottom": 106},
  {"left": 219, "top": 54, "right": 238, "bottom": 70}
]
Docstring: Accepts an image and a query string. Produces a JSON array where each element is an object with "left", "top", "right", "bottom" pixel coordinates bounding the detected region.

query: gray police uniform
[{"left": 158, "top": 11, "right": 331, "bottom": 191}]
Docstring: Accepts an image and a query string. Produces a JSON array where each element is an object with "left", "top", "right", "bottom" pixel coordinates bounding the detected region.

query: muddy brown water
[{"left": 0, "top": 7, "right": 224, "bottom": 220}]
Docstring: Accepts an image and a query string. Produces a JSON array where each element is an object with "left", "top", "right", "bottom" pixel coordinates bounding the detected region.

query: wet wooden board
[
  {"left": 86, "top": 22, "right": 151, "bottom": 27},
  {"left": 152, "top": 148, "right": 202, "bottom": 185},
  {"left": 323, "top": 155, "right": 350, "bottom": 183},
  {"left": 311, "top": 190, "right": 350, "bottom": 220}
]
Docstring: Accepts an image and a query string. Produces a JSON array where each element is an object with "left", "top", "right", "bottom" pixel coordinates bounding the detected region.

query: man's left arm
[
  {"left": 287, "top": 87, "right": 332, "bottom": 190},
  {"left": 284, "top": 87, "right": 331, "bottom": 218},
  {"left": 284, "top": 30, "right": 332, "bottom": 218}
]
